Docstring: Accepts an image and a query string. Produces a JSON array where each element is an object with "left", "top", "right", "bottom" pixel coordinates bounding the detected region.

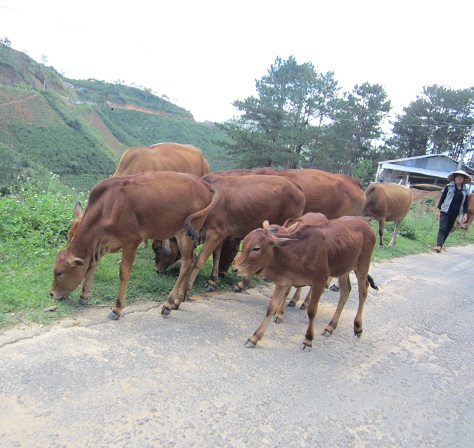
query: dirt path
[{"left": 1, "top": 246, "right": 473, "bottom": 447}]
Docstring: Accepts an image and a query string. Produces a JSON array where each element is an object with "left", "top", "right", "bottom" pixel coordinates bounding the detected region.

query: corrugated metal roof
[{"left": 379, "top": 162, "right": 449, "bottom": 178}]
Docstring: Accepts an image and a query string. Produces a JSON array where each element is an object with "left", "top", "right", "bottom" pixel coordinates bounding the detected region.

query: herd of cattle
[{"left": 48, "top": 142, "right": 468, "bottom": 349}]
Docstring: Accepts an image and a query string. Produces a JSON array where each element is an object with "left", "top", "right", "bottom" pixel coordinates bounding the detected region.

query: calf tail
[
  {"left": 367, "top": 274, "right": 379, "bottom": 291},
  {"left": 184, "top": 184, "right": 220, "bottom": 245}
]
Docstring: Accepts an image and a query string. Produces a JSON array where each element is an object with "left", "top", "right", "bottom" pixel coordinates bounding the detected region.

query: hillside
[{"left": 0, "top": 42, "right": 234, "bottom": 193}]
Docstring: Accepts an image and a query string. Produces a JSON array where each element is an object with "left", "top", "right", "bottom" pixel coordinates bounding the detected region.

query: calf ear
[
  {"left": 284, "top": 222, "right": 299, "bottom": 233},
  {"left": 270, "top": 234, "right": 297, "bottom": 247},
  {"left": 67, "top": 257, "right": 85, "bottom": 267}
]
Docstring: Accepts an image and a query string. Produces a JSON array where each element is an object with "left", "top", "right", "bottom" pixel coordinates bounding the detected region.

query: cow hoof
[
  {"left": 244, "top": 339, "right": 256, "bottom": 348},
  {"left": 205, "top": 284, "right": 216, "bottom": 293},
  {"left": 354, "top": 331, "right": 363, "bottom": 338},
  {"left": 108, "top": 311, "right": 120, "bottom": 320},
  {"left": 302, "top": 342, "right": 312, "bottom": 351},
  {"left": 232, "top": 284, "right": 243, "bottom": 293},
  {"left": 161, "top": 307, "right": 171, "bottom": 317},
  {"left": 299, "top": 304, "right": 307, "bottom": 311},
  {"left": 78, "top": 298, "right": 88, "bottom": 306},
  {"left": 287, "top": 301, "right": 296, "bottom": 308},
  {"left": 273, "top": 316, "right": 283, "bottom": 324},
  {"left": 321, "top": 329, "right": 333, "bottom": 337}
]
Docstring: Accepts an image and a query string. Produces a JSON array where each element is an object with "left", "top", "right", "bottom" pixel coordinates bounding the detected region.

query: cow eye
[
  {"left": 55, "top": 271, "right": 62, "bottom": 277},
  {"left": 252, "top": 246, "right": 260, "bottom": 252}
]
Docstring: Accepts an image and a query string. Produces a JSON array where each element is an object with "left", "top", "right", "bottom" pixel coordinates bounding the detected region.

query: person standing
[{"left": 434, "top": 170, "right": 472, "bottom": 253}]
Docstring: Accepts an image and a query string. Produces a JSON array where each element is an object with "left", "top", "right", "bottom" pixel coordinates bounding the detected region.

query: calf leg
[
  {"left": 78, "top": 264, "right": 98, "bottom": 305},
  {"left": 109, "top": 242, "right": 139, "bottom": 319},
  {"left": 352, "top": 270, "right": 370, "bottom": 337},
  {"left": 274, "top": 285, "right": 292, "bottom": 323},
  {"left": 302, "top": 282, "right": 325, "bottom": 350},
  {"left": 245, "top": 284, "right": 289, "bottom": 348},
  {"left": 161, "top": 234, "right": 197, "bottom": 316},
  {"left": 321, "top": 274, "right": 351, "bottom": 337}
]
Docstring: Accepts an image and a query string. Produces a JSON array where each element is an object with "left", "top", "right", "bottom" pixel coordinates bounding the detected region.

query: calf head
[
  {"left": 50, "top": 248, "right": 88, "bottom": 299},
  {"left": 233, "top": 228, "right": 296, "bottom": 277},
  {"left": 152, "top": 238, "right": 181, "bottom": 273}
]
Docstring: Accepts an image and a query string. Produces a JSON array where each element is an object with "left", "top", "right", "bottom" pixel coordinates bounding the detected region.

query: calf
[
  {"left": 233, "top": 216, "right": 377, "bottom": 350},
  {"left": 362, "top": 182, "right": 413, "bottom": 247}
]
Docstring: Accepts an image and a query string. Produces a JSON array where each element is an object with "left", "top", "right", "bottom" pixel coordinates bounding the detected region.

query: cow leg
[
  {"left": 299, "top": 288, "right": 312, "bottom": 310},
  {"left": 287, "top": 287, "right": 301, "bottom": 307},
  {"left": 245, "top": 284, "right": 289, "bottom": 348},
  {"left": 378, "top": 219, "right": 386, "bottom": 248},
  {"left": 302, "top": 283, "right": 325, "bottom": 350},
  {"left": 187, "top": 235, "right": 223, "bottom": 291},
  {"left": 108, "top": 243, "right": 139, "bottom": 319},
  {"left": 274, "top": 285, "right": 292, "bottom": 323},
  {"left": 352, "top": 270, "right": 370, "bottom": 337},
  {"left": 322, "top": 274, "right": 351, "bottom": 337},
  {"left": 232, "top": 273, "right": 253, "bottom": 292},
  {"left": 161, "top": 234, "right": 196, "bottom": 315},
  {"left": 78, "top": 265, "right": 98, "bottom": 305},
  {"left": 388, "top": 219, "right": 402, "bottom": 247}
]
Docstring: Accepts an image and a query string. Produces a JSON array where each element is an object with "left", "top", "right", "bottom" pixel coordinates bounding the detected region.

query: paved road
[{"left": 1, "top": 246, "right": 473, "bottom": 447}]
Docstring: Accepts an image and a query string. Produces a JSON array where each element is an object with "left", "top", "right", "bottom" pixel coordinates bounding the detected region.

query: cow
[
  {"left": 252, "top": 168, "right": 366, "bottom": 218},
  {"left": 181, "top": 174, "right": 307, "bottom": 297},
  {"left": 232, "top": 216, "right": 377, "bottom": 350},
  {"left": 452, "top": 193, "right": 474, "bottom": 238},
  {"left": 113, "top": 142, "right": 210, "bottom": 177},
  {"left": 362, "top": 182, "right": 413, "bottom": 248},
  {"left": 50, "top": 171, "right": 219, "bottom": 319}
]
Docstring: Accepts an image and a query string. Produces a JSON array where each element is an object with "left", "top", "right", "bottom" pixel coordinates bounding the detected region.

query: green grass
[{"left": 1, "top": 184, "right": 473, "bottom": 330}]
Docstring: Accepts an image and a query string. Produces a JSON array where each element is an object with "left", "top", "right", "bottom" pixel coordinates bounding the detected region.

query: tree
[
  {"left": 387, "top": 85, "right": 474, "bottom": 163},
  {"left": 217, "top": 56, "right": 340, "bottom": 168}
]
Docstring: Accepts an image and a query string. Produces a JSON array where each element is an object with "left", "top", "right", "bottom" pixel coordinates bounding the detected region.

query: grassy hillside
[{"left": 0, "top": 43, "right": 235, "bottom": 194}]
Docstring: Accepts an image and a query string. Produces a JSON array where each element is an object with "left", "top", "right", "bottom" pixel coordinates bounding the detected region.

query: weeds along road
[{"left": 1, "top": 246, "right": 473, "bottom": 447}]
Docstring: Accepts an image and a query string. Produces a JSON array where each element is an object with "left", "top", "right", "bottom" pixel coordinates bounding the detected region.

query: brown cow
[
  {"left": 114, "top": 142, "right": 210, "bottom": 177},
  {"left": 182, "top": 174, "right": 307, "bottom": 296},
  {"left": 362, "top": 182, "right": 413, "bottom": 248},
  {"left": 232, "top": 216, "right": 377, "bottom": 350},
  {"left": 252, "top": 168, "right": 366, "bottom": 218},
  {"left": 50, "top": 171, "right": 219, "bottom": 319},
  {"left": 452, "top": 193, "right": 474, "bottom": 238}
]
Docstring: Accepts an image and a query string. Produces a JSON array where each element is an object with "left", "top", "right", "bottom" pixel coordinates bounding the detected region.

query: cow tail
[
  {"left": 367, "top": 274, "right": 379, "bottom": 291},
  {"left": 184, "top": 185, "right": 220, "bottom": 245}
]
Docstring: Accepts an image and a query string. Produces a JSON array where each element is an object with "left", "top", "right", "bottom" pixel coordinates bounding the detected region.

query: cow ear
[
  {"left": 272, "top": 237, "right": 296, "bottom": 247},
  {"left": 67, "top": 257, "right": 85, "bottom": 267},
  {"left": 262, "top": 220, "right": 270, "bottom": 228},
  {"left": 162, "top": 239, "right": 172, "bottom": 255},
  {"left": 74, "top": 202, "right": 84, "bottom": 218}
]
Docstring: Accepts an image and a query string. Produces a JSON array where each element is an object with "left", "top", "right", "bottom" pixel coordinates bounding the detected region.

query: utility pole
[{"left": 458, "top": 123, "right": 474, "bottom": 169}]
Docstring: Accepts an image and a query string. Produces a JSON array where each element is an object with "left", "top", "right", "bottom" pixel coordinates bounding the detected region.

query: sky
[{"left": 0, "top": 0, "right": 473, "bottom": 123}]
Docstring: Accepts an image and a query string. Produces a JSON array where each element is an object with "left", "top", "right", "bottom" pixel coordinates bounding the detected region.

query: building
[{"left": 375, "top": 154, "right": 474, "bottom": 189}]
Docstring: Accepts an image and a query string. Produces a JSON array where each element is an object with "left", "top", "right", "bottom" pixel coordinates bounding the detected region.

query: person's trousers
[{"left": 436, "top": 211, "right": 459, "bottom": 247}]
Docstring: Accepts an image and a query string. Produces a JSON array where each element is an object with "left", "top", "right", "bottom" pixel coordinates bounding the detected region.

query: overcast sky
[{"left": 0, "top": 0, "right": 472, "bottom": 123}]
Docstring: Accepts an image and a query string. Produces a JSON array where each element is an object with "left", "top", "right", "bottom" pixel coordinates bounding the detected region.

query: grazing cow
[
  {"left": 114, "top": 142, "right": 210, "bottom": 177},
  {"left": 452, "top": 193, "right": 474, "bottom": 238},
  {"left": 362, "top": 182, "right": 413, "bottom": 248},
  {"left": 181, "top": 174, "right": 307, "bottom": 296},
  {"left": 50, "top": 171, "right": 219, "bottom": 319},
  {"left": 232, "top": 216, "right": 377, "bottom": 350}
]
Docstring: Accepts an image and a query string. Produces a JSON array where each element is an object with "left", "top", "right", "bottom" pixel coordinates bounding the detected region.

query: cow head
[
  {"left": 152, "top": 238, "right": 181, "bottom": 273},
  {"left": 232, "top": 228, "right": 297, "bottom": 278},
  {"left": 50, "top": 248, "right": 89, "bottom": 299}
]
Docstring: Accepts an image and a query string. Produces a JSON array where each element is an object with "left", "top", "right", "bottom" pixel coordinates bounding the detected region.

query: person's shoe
[
  {"left": 441, "top": 247, "right": 447, "bottom": 252},
  {"left": 434, "top": 246, "right": 442, "bottom": 253}
]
